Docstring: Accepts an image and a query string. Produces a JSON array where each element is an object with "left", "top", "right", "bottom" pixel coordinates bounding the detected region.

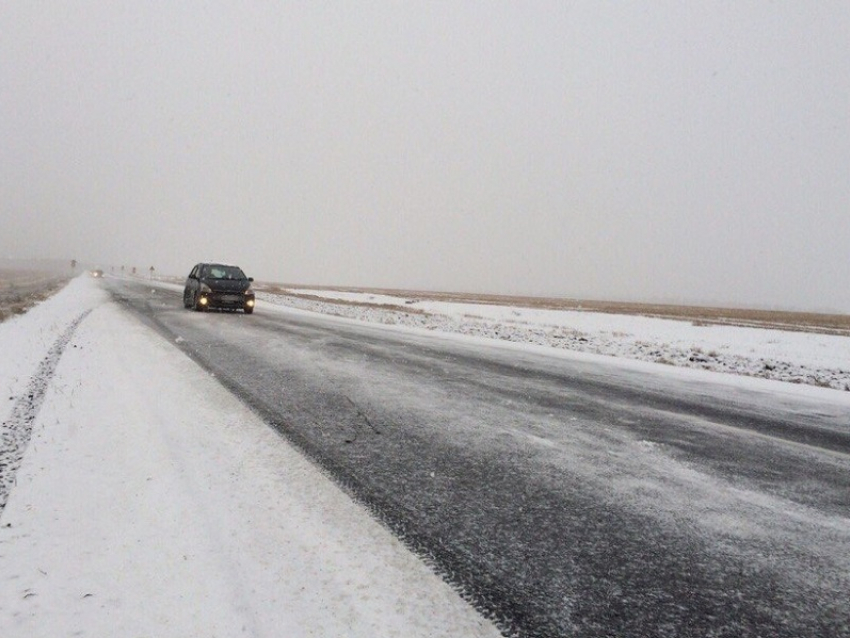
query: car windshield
[{"left": 204, "top": 265, "right": 246, "bottom": 280}]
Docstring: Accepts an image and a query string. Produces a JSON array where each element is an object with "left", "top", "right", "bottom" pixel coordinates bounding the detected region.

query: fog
[{"left": 1, "top": 2, "right": 848, "bottom": 311}]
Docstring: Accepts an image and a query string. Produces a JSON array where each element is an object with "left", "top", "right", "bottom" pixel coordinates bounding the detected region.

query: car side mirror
[{"left": 248, "top": 277, "right": 254, "bottom": 282}]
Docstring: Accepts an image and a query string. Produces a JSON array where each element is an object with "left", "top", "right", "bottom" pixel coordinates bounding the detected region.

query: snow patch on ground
[
  {"left": 258, "top": 289, "right": 850, "bottom": 392},
  {"left": 0, "top": 310, "right": 90, "bottom": 509}
]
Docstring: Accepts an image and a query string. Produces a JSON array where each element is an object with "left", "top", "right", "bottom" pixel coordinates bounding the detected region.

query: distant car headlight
[{"left": 200, "top": 283, "right": 212, "bottom": 293}]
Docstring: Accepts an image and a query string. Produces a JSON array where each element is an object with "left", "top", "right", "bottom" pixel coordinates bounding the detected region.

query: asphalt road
[{"left": 108, "top": 279, "right": 850, "bottom": 638}]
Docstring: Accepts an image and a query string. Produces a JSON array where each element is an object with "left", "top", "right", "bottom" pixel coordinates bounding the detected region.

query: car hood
[{"left": 201, "top": 278, "right": 251, "bottom": 293}]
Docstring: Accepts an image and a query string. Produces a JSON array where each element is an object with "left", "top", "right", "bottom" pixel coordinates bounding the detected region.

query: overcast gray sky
[{"left": 1, "top": 2, "right": 848, "bottom": 310}]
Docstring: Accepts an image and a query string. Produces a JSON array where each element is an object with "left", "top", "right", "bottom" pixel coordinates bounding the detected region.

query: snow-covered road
[
  {"left": 3, "top": 276, "right": 850, "bottom": 638},
  {"left": 0, "top": 278, "right": 500, "bottom": 637}
]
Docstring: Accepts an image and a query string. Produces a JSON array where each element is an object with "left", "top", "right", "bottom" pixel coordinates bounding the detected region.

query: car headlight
[{"left": 200, "top": 283, "right": 212, "bottom": 293}]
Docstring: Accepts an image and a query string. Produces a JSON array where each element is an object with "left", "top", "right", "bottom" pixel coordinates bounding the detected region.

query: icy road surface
[
  {"left": 0, "top": 279, "right": 500, "bottom": 638},
  {"left": 99, "top": 277, "right": 850, "bottom": 638}
]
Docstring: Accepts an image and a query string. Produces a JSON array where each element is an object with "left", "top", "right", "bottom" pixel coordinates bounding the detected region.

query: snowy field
[{"left": 256, "top": 287, "right": 850, "bottom": 392}]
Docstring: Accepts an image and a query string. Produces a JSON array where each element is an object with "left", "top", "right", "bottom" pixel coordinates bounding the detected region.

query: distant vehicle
[
  {"left": 90, "top": 269, "right": 104, "bottom": 278},
  {"left": 183, "top": 263, "right": 255, "bottom": 314}
]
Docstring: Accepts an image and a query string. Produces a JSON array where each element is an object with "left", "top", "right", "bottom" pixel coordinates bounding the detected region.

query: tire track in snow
[{"left": 0, "top": 310, "right": 92, "bottom": 512}]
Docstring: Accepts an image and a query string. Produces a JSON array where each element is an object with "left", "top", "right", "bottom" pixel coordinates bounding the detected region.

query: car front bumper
[{"left": 199, "top": 292, "right": 255, "bottom": 310}]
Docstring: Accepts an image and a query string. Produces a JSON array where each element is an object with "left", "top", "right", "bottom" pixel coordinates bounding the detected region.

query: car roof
[{"left": 196, "top": 262, "right": 246, "bottom": 270}]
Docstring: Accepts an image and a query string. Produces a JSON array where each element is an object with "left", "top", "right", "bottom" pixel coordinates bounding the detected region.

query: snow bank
[{"left": 258, "top": 289, "right": 850, "bottom": 392}]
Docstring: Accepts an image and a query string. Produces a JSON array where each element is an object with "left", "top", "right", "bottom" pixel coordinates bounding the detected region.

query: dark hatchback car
[{"left": 183, "top": 263, "right": 255, "bottom": 314}]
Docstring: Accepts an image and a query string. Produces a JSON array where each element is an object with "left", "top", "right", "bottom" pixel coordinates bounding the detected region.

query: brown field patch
[{"left": 0, "top": 270, "right": 71, "bottom": 323}]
